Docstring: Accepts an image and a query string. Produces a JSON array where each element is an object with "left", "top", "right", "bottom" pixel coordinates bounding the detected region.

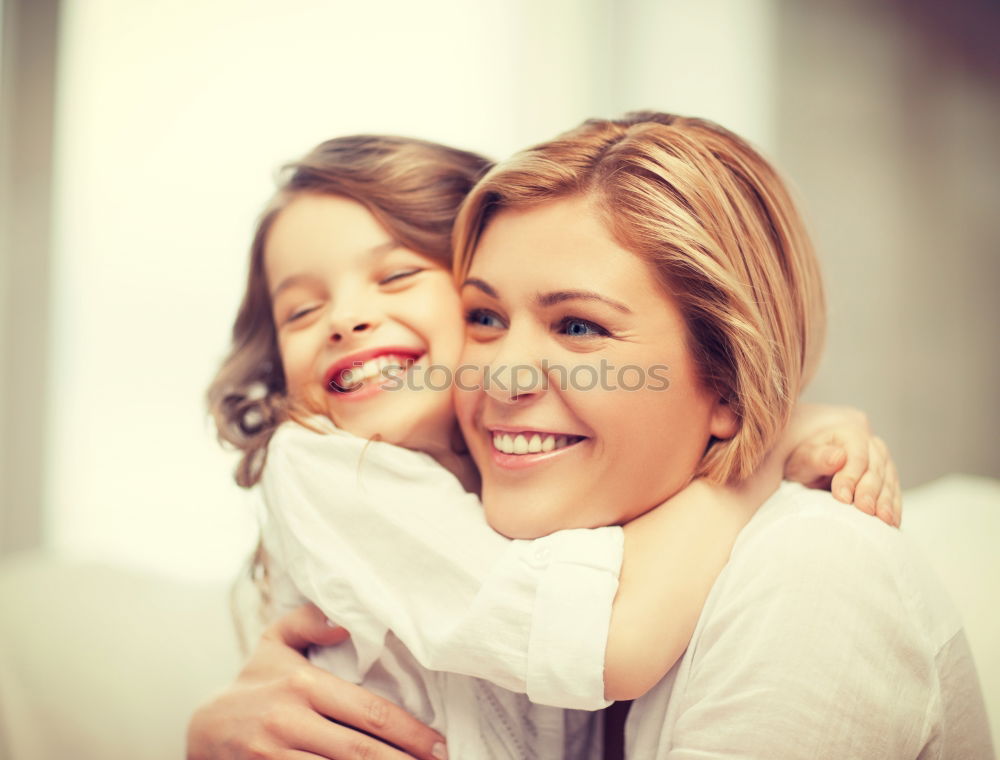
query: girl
[{"left": 197, "top": 134, "right": 900, "bottom": 759}]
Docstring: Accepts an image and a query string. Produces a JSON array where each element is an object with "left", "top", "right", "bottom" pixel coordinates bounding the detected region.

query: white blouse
[
  {"left": 257, "top": 418, "right": 622, "bottom": 759},
  {"left": 625, "top": 481, "right": 995, "bottom": 759}
]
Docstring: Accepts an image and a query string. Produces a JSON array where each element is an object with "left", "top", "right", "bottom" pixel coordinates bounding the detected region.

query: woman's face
[
  {"left": 455, "top": 196, "right": 736, "bottom": 538},
  {"left": 265, "top": 193, "right": 465, "bottom": 450}
]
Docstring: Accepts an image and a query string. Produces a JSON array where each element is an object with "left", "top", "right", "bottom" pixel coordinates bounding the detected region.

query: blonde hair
[
  {"left": 207, "top": 135, "right": 490, "bottom": 629},
  {"left": 454, "top": 112, "right": 825, "bottom": 483}
]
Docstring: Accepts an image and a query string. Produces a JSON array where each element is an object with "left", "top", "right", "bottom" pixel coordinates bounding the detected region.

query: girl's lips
[
  {"left": 325, "top": 350, "right": 424, "bottom": 401},
  {"left": 324, "top": 348, "right": 422, "bottom": 393}
]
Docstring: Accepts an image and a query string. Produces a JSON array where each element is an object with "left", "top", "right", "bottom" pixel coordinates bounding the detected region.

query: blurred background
[
  {"left": 0, "top": 1, "right": 998, "bottom": 756},
  {"left": 2, "top": 0, "right": 996, "bottom": 583}
]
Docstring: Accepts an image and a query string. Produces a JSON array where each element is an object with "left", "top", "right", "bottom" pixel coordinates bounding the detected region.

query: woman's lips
[{"left": 487, "top": 430, "right": 588, "bottom": 470}]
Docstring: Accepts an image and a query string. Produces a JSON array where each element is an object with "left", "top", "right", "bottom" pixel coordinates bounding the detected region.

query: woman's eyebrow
[
  {"left": 536, "top": 290, "right": 632, "bottom": 314},
  {"left": 461, "top": 278, "right": 498, "bottom": 298}
]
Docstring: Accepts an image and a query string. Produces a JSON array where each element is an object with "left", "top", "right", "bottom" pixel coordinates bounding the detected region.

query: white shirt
[
  {"left": 258, "top": 418, "right": 622, "bottom": 759},
  {"left": 626, "top": 481, "right": 995, "bottom": 759}
]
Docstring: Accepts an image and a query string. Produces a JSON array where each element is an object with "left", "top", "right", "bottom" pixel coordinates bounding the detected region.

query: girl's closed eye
[
  {"left": 379, "top": 267, "right": 424, "bottom": 286},
  {"left": 286, "top": 304, "right": 321, "bottom": 324}
]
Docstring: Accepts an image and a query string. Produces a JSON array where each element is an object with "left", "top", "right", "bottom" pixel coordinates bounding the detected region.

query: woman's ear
[{"left": 709, "top": 395, "right": 739, "bottom": 440}]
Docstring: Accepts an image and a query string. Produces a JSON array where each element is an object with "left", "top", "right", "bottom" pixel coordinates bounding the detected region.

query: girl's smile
[{"left": 264, "top": 193, "right": 465, "bottom": 453}]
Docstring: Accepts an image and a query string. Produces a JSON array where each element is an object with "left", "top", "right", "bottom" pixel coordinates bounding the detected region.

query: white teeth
[
  {"left": 335, "top": 354, "right": 413, "bottom": 390},
  {"left": 492, "top": 432, "right": 580, "bottom": 455}
]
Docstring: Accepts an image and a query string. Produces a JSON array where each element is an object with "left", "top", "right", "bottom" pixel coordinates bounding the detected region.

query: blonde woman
[{"left": 448, "top": 112, "right": 993, "bottom": 758}]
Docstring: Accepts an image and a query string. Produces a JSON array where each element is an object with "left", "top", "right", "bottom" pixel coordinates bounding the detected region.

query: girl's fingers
[
  {"left": 853, "top": 438, "right": 887, "bottom": 517},
  {"left": 784, "top": 439, "right": 843, "bottom": 487},
  {"left": 875, "top": 462, "right": 896, "bottom": 527},
  {"left": 267, "top": 603, "right": 351, "bottom": 652},
  {"left": 297, "top": 670, "right": 446, "bottom": 760},
  {"left": 830, "top": 433, "right": 870, "bottom": 505},
  {"left": 296, "top": 715, "right": 432, "bottom": 760},
  {"left": 885, "top": 459, "right": 903, "bottom": 527}
]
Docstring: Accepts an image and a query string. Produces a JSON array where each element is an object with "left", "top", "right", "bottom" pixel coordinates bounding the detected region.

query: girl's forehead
[{"left": 264, "top": 195, "right": 398, "bottom": 281}]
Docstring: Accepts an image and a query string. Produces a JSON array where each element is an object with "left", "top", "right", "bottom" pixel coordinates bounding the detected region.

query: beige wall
[{"left": 775, "top": 0, "right": 1000, "bottom": 486}]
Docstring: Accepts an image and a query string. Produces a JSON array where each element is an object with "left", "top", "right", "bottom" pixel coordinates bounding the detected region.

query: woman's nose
[{"left": 481, "top": 332, "right": 547, "bottom": 405}]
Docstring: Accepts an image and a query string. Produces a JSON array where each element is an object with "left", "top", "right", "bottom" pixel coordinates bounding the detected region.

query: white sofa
[{"left": 1, "top": 475, "right": 997, "bottom": 760}]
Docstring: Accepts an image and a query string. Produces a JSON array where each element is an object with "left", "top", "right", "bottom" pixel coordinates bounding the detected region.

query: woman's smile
[{"left": 455, "top": 195, "right": 736, "bottom": 539}]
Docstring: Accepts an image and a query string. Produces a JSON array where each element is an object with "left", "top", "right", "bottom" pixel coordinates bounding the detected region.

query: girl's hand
[
  {"left": 186, "top": 603, "right": 447, "bottom": 760},
  {"left": 782, "top": 405, "right": 901, "bottom": 527}
]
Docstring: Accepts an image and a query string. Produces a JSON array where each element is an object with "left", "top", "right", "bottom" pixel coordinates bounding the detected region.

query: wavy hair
[
  {"left": 207, "top": 135, "right": 491, "bottom": 631},
  {"left": 208, "top": 135, "right": 491, "bottom": 488}
]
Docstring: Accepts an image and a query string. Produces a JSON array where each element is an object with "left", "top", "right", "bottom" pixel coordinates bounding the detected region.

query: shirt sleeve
[
  {"left": 656, "top": 512, "right": 944, "bottom": 759},
  {"left": 260, "top": 421, "right": 622, "bottom": 710}
]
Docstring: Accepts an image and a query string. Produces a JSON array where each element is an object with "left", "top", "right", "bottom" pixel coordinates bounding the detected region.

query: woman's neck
[
  {"left": 401, "top": 418, "right": 481, "bottom": 495},
  {"left": 430, "top": 447, "right": 481, "bottom": 495}
]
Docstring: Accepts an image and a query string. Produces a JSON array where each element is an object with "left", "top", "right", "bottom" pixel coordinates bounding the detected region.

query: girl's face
[
  {"left": 455, "top": 196, "right": 737, "bottom": 538},
  {"left": 265, "top": 194, "right": 464, "bottom": 451}
]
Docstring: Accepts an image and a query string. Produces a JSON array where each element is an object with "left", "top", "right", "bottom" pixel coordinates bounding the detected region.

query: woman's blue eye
[
  {"left": 466, "top": 308, "right": 505, "bottom": 329},
  {"left": 380, "top": 268, "right": 422, "bottom": 285},
  {"left": 559, "top": 317, "right": 609, "bottom": 337}
]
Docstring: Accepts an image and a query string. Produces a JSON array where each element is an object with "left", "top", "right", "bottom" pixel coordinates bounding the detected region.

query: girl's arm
[
  {"left": 264, "top": 408, "right": 896, "bottom": 709},
  {"left": 604, "top": 403, "right": 899, "bottom": 700},
  {"left": 261, "top": 419, "right": 622, "bottom": 710}
]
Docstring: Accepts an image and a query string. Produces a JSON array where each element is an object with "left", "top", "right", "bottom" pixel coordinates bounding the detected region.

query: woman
[
  {"left": 448, "top": 112, "right": 993, "bottom": 757},
  {"left": 188, "top": 114, "right": 953, "bottom": 759}
]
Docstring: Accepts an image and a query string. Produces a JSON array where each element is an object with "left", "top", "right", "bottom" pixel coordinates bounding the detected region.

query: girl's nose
[{"left": 329, "top": 320, "right": 373, "bottom": 342}]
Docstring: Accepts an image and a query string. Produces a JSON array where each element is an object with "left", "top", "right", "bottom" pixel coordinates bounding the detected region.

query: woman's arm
[{"left": 186, "top": 605, "right": 447, "bottom": 760}]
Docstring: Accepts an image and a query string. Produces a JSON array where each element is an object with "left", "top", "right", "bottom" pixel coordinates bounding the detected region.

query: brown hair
[
  {"left": 454, "top": 112, "right": 825, "bottom": 483},
  {"left": 207, "top": 135, "right": 490, "bottom": 628},
  {"left": 208, "top": 135, "right": 491, "bottom": 488}
]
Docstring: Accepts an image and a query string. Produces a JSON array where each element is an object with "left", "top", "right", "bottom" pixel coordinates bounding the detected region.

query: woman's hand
[
  {"left": 186, "top": 603, "right": 448, "bottom": 760},
  {"left": 782, "top": 404, "right": 901, "bottom": 527}
]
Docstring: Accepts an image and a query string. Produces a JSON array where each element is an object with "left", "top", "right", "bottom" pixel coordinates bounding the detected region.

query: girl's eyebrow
[
  {"left": 271, "top": 241, "right": 401, "bottom": 299},
  {"left": 461, "top": 278, "right": 631, "bottom": 314},
  {"left": 271, "top": 273, "right": 316, "bottom": 300}
]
